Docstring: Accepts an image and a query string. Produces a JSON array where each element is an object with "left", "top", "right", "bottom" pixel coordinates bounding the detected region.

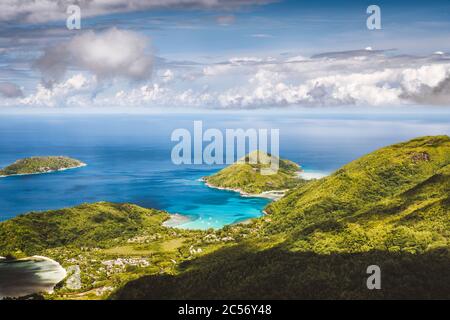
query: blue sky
[{"left": 0, "top": 0, "right": 450, "bottom": 110}]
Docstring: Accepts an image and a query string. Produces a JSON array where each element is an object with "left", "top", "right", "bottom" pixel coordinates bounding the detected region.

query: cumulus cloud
[
  {"left": 0, "top": 0, "right": 275, "bottom": 23},
  {"left": 0, "top": 82, "right": 23, "bottom": 98},
  {"left": 20, "top": 74, "right": 96, "bottom": 107},
  {"left": 6, "top": 49, "right": 450, "bottom": 109},
  {"left": 402, "top": 73, "right": 450, "bottom": 105},
  {"left": 35, "top": 28, "right": 153, "bottom": 86},
  {"left": 208, "top": 58, "right": 450, "bottom": 108}
]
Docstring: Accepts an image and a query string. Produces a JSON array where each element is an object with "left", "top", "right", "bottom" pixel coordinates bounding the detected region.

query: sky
[{"left": 0, "top": 0, "right": 450, "bottom": 111}]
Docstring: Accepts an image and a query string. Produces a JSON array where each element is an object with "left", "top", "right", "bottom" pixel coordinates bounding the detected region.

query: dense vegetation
[
  {"left": 0, "top": 202, "right": 243, "bottom": 299},
  {"left": 113, "top": 244, "right": 450, "bottom": 299},
  {"left": 204, "top": 150, "right": 303, "bottom": 193},
  {"left": 0, "top": 156, "right": 84, "bottom": 176},
  {"left": 0, "top": 202, "right": 170, "bottom": 255},
  {"left": 266, "top": 135, "right": 450, "bottom": 254},
  {"left": 114, "top": 135, "right": 450, "bottom": 299},
  {"left": 1, "top": 136, "right": 449, "bottom": 299}
]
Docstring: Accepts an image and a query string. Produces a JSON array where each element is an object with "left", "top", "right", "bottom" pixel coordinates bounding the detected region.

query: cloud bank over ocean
[{"left": 4, "top": 36, "right": 450, "bottom": 109}]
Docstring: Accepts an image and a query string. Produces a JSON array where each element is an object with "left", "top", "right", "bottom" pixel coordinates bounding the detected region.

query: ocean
[{"left": 0, "top": 111, "right": 449, "bottom": 229}]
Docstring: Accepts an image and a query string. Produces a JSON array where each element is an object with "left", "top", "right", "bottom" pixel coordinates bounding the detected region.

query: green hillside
[
  {"left": 1, "top": 136, "right": 449, "bottom": 299},
  {"left": 114, "top": 136, "right": 450, "bottom": 299},
  {"left": 0, "top": 156, "right": 85, "bottom": 176},
  {"left": 266, "top": 135, "right": 450, "bottom": 253},
  {"left": 0, "top": 202, "right": 170, "bottom": 256},
  {"left": 204, "top": 150, "right": 303, "bottom": 193}
]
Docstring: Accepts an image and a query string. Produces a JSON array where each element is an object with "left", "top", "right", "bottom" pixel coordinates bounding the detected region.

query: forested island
[
  {"left": 0, "top": 156, "right": 85, "bottom": 177},
  {"left": 204, "top": 150, "right": 304, "bottom": 198},
  {"left": 0, "top": 136, "right": 449, "bottom": 299}
]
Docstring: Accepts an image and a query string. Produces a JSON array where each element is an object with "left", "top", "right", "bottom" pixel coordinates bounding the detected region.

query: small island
[
  {"left": 203, "top": 150, "right": 304, "bottom": 199},
  {"left": 0, "top": 156, "right": 86, "bottom": 177}
]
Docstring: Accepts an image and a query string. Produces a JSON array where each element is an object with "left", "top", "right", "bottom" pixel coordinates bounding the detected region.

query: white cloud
[
  {"left": 35, "top": 28, "right": 153, "bottom": 86},
  {"left": 5, "top": 50, "right": 450, "bottom": 109},
  {"left": 285, "top": 55, "right": 307, "bottom": 63},
  {"left": 210, "top": 61, "right": 449, "bottom": 108},
  {"left": 161, "top": 69, "right": 174, "bottom": 83},
  {"left": 203, "top": 64, "right": 233, "bottom": 76},
  {"left": 229, "top": 57, "right": 263, "bottom": 64},
  {"left": 20, "top": 74, "right": 96, "bottom": 107}
]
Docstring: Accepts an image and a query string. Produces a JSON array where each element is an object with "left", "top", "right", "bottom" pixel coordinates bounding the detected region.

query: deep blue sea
[{"left": 0, "top": 111, "right": 449, "bottom": 229}]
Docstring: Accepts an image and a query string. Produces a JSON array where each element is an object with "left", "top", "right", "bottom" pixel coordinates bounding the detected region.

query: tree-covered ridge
[
  {"left": 0, "top": 156, "right": 85, "bottom": 176},
  {"left": 204, "top": 150, "right": 303, "bottom": 194},
  {"left": 265, "top": 135, "right": 450, "bottom": 253},
  {"left": 0, "top": 202, "right": 170, "bottom": 256},
  {"left": 114, "top": 136, "right": 450, "bottom": 299}
]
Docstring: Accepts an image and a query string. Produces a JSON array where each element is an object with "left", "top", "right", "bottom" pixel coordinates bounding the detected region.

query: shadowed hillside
[
  {"left": 113, "top": 136, "right": 450, "bottom": 299},
  {"left": 112, "top": 244, "right": 450, "bottom": 300}
]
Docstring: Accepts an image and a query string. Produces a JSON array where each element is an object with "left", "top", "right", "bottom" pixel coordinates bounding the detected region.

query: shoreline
[
  {"left": 0, "top": 163, "right": 87, "bottom": 178},
  {"left": 201, "top": 177, "right": 288, "bottom": 201},
  {"left": 0, "top": 255, "right": 67, "bottom": 299},
  {"left": 162, "top": 213, "right": 193, "bottom": 228}
]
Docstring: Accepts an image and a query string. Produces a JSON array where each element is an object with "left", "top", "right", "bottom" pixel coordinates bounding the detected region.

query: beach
[
  {"left": 0, "top": 255, "right": 67, "bottom": 299},
  {"left": 202, "top": 177, "right": 288, "bottom": 201},
  {"left": 0, "top": 163, "right": 87, "bottom": 178}
]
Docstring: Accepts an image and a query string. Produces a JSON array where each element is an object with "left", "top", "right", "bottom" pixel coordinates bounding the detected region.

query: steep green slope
[
  {"left": 266, "top": 135, "right": 449, "bottom": 233},
  {"left": 278, "top": 163, "right": 450, "bottom": 255},
  {"left": 113, "top": 136, "right": 450, "bottom": 299},
  {"left": 205, "top": 150, "right": 303, "bottom": 193},
  {"left": 0, "top": 202, "right": 170, "bottom": 256},
  {"left": 0, "top": 156, "right": 85, "bottom": 176}
]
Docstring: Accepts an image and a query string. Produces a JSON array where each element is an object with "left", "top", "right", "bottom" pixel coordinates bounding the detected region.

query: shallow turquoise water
[{"left": 165, "top": 178, "right": 270, "bottom": 229}]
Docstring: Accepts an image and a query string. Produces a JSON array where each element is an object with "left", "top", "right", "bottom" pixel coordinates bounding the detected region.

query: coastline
[
  {"left": 0, "top": 163, "right": 87, "bottom": 178},
  {"left": 162, "top": 213, "right": 193, "bottom": 228},
  {"left": 0, "top": 255, "right": 67, "bottom": 298},
  {"left": 201, "top": 177, "right": 288, "bottom": 201}
]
